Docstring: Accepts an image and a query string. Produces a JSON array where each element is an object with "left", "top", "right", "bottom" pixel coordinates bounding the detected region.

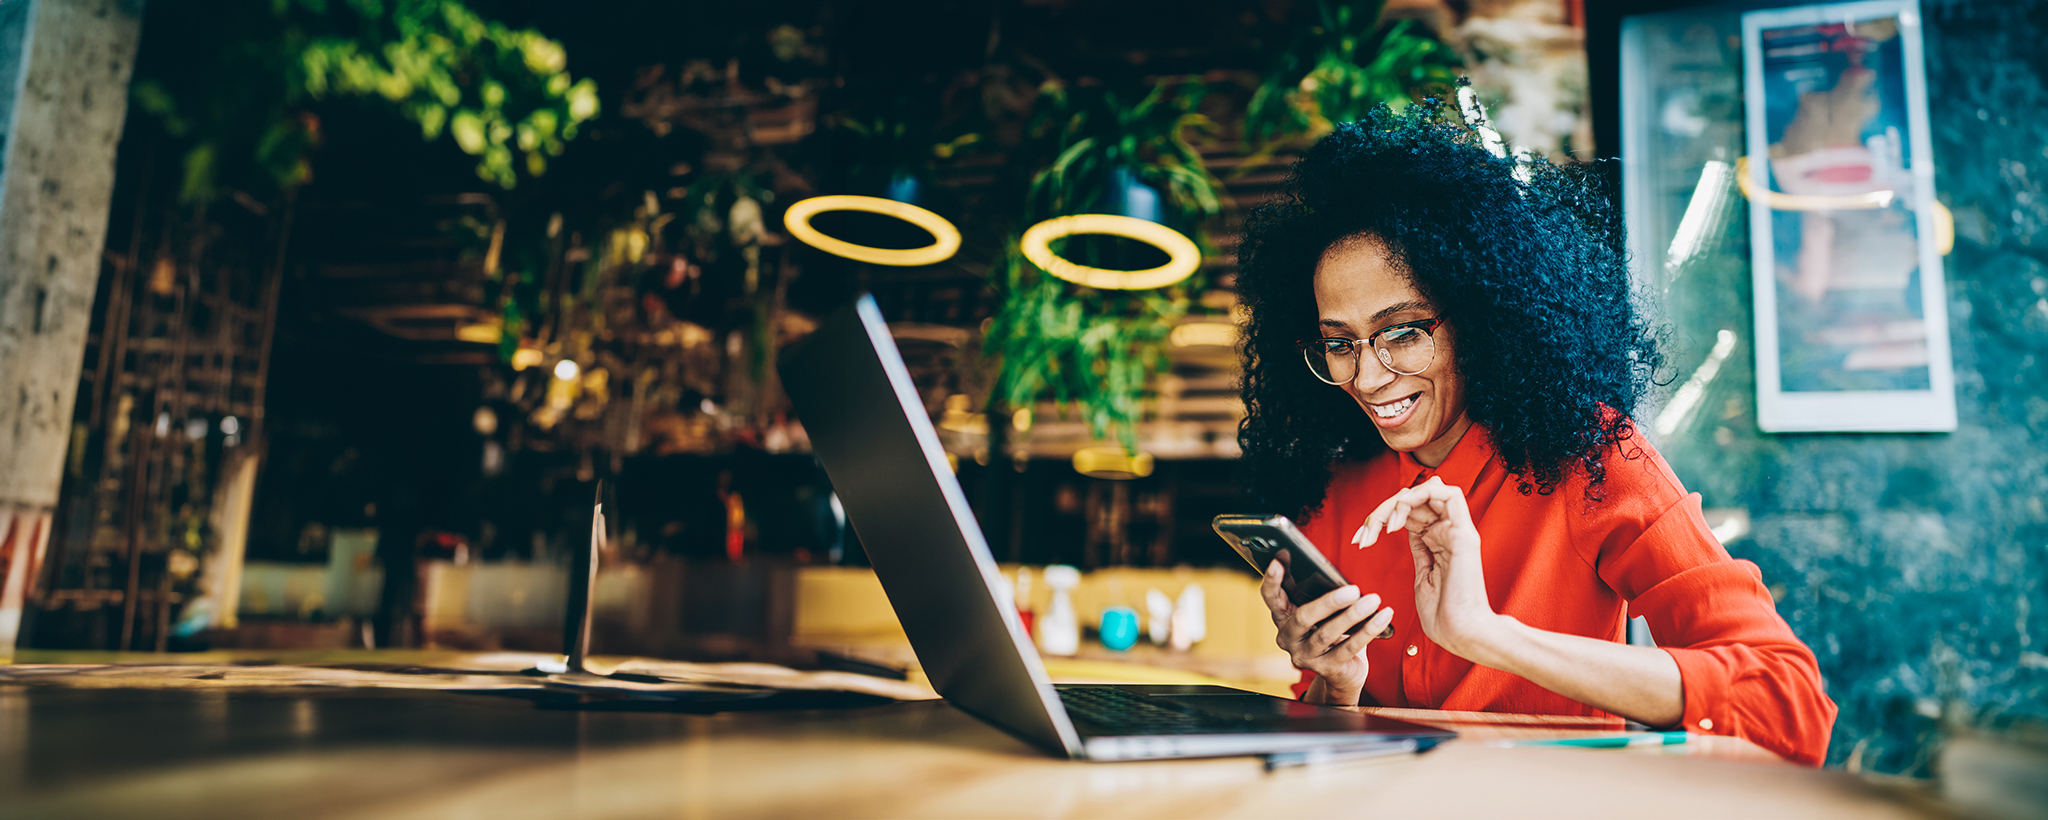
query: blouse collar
[{"left": 1392, "top": 422, "right": 1493, "bottom": 491}]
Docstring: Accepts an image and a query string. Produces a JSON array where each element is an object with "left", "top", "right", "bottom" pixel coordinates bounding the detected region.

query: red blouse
[{"left": 1288, "top": 424, "right": 1837, "bottom": 765}]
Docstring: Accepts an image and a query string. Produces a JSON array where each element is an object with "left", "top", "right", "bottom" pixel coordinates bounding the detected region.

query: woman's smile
[{"left": 1366, "top": 392, "right": 1419, "bottom": 424}]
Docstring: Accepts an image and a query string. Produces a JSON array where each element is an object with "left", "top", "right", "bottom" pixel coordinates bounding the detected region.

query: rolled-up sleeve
[{"left": 1602, "top": 493, "right": 1838, "bottom": 765}]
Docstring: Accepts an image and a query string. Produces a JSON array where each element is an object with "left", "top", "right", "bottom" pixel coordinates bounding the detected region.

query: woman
[{"left": 1235, "top": 103, "right": 1837, "bottom": 765}]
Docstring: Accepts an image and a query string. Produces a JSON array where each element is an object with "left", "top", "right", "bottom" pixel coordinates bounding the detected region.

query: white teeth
[{"left": 1371, "top": 395, "right": 1417, "bottom": 419}]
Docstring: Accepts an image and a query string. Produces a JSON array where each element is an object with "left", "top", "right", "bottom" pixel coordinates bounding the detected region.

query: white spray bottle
[{"left": 1039, "top": 564, "right": 1081, "bottom": 656}]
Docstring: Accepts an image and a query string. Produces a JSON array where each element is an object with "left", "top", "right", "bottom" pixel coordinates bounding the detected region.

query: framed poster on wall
[{"left": 1742, "top": 0, "right": 1956, "bottom": 432}]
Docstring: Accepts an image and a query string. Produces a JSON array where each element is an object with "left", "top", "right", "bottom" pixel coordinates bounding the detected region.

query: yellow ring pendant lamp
[
  {"left": 783, "top": 195, "right": 963, "bottom": 266},
  {"left": 1019, "top": 214, "right": 1201, "bottom": 290}
]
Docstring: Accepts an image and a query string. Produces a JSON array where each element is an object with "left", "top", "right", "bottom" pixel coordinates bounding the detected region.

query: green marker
[{"left": 1511, "top": 731, "right": 1689, "bottom": 749}]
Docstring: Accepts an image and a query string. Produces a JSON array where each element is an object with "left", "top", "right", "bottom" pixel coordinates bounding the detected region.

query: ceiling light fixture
[
  {"left": 1020, "top": 214, "right": 1201, "bottom": 290},
  {"left": 783, "top": 195, "right": 962, "bottom": 266}
]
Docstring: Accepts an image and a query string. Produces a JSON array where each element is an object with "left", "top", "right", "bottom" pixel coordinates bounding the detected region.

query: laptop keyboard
[{"left": 1056, "top": 687, "right": 1246, "bottom": 735}]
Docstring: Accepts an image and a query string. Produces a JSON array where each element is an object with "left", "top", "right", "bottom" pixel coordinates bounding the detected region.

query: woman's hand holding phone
[{"left": 1259, "top": 560, "right": 1395, "bottom": 707}]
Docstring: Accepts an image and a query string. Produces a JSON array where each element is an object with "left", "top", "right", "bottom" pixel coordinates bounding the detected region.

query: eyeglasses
[{"left": 1302, "top": 318, "right": 1443, "bottom": 385}]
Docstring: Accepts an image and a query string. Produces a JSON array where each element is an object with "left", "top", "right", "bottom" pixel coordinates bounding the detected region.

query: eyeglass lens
[{"left": 1305, "top": 327, "right": 1435, "bottom": 384}]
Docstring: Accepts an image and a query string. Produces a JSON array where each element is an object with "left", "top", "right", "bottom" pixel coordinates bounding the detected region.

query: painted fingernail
[{"left": 1335, "top": 585, "right": 1360, "bottom": 603}]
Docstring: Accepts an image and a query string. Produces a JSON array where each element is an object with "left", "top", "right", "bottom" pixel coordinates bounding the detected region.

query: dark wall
[{"left": 1594, "top": 0, "right": 2048, "bottom": 775}]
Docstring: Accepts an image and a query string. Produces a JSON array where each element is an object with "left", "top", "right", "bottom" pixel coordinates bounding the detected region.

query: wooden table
[{"left": 0, "top": 683, "right": 1941, "bottom": 819}]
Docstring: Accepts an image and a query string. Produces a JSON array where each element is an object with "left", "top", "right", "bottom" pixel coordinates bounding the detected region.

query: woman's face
[{"left": 1311, "top": 236, "right": 1473, "bottom": 468}]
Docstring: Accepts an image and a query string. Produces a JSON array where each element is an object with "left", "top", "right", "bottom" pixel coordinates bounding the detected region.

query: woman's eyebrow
[{"left": 1369, "top": 300, "right": 1432, "bottom": 324}]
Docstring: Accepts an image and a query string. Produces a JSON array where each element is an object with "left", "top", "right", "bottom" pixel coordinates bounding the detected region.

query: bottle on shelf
[
  {"left": 1014, "top": 567, "right": 1035, "bottom": 637},
  {"left": 1038, "top": 564, "right": 1081, "bottom": 656},
  {"left": 1170, "top": 584, "right": 1206, "bottom": 651}
]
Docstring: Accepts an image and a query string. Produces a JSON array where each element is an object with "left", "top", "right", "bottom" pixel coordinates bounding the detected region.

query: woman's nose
[{"left": 1350, "top": 350, "right": 1398, "bottom": 395}]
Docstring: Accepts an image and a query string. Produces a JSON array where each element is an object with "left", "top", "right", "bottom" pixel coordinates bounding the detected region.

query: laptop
[{"left": 779, "top": 295, "right": 1455, "bottom": 761}]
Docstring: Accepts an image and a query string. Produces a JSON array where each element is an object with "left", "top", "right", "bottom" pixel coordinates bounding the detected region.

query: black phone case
[{"left": 1213, "top": 514, "right": 1394, "bottom": 639}]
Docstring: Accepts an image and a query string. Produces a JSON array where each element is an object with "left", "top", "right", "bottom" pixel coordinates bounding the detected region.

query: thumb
[{"left": 1407, "top": 529, "right": 1436, "bottom": 571}]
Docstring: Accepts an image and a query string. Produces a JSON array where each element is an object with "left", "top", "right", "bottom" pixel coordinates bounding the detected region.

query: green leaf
[
  {"left": 377, "top": 71, "right": 411, "bottom": 101},
  {"left": 179, "top": 142, "right": 218, "bottom": 204},
  {"left": 450, "top": 109, "right": 486, "bottom": 154},
  {"left": 519, "top": 32, "right": 566, "bottom": 74},
  {"left": 416, "top": 103, "right": 447, "bottom": 139},
  {"left": 566, "top": 78, "right": 599, "bottom": 121}
]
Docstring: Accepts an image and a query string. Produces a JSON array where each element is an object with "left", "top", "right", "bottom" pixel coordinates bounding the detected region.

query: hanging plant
[
  {"left": 1023, "top": 78, "right": 1222, "bottom": 229},
  {"left": 984, "top": 250, "right": 1185, "bottom": 447},
  {"left": 1243, "top": 0, "right": 1462, "bottom": 154},
  {"left": 983, "top": 75, "right": 1222, "bottom": 448},
  {"left": 128, "top": 0, "right": 597, "bottom": 202},
  {"left": 297, "top": 0, "right": 600, "bottom": 189}
]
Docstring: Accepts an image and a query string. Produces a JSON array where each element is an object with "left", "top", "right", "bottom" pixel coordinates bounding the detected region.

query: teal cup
[{"left": 1099, "top": 606, "right": 1140, "bottom": 651}]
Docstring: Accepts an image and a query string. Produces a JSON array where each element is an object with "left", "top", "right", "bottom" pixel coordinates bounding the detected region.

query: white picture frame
[{"left": 1741, "top": 0, "right": 1956, "bottom": 432}]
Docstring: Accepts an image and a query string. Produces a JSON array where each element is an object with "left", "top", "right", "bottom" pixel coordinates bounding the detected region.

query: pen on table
[
  {"left": 1496, "top": 730, "right": 1689, "bottom": 749},
  {"left": 1265, "top": 739, "right": 1426, "bottom": 771}
]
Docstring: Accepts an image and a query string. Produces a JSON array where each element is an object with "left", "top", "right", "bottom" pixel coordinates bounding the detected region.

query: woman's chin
[
  {"left": 1373, "top": 424, "right": 1431, "bottom": 454},
  {"left": 1364, "top": 403, "right": 1435, "bottom": 453}
]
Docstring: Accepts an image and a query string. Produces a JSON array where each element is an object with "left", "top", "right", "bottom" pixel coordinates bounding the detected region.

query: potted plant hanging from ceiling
[
  {"left": 983, "top": 75, "right": 1222, "bottom": 468},
  {"left": 1243, "top": 0, "right": 1462, "bottom": 163}
]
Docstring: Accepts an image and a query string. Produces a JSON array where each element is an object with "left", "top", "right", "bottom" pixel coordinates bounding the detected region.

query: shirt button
[
  {"left": 1406, "top": 645, "right": 1418, "bottom": 656},
  {"left": 1698, "top": 718, "right": 1714, "bottom": 731}
]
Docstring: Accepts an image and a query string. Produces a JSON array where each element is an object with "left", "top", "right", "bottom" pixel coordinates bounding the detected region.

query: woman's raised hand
[
  {"left": 1258, "top": 559, "right": 1394, "bottom": 706},
  {"left": 1355, "top": 476, "right": 1504, "bottom": 658}
]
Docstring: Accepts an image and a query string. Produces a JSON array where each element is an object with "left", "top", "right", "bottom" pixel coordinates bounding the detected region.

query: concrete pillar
[{"left": 0, "top": 0, "right": 143, "bottom": 662}]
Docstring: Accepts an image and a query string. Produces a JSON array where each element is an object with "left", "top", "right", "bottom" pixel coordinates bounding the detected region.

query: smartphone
[{"left": 1213, "top": 513, "right": 1394, "bottom": 639}]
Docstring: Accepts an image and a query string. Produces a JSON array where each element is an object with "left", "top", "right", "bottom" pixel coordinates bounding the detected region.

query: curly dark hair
[{"left": 1235, "top": 101, "right": 1661, "bottom": 520}]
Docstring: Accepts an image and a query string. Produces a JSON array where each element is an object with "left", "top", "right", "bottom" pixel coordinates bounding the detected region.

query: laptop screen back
[{"left": 779, "top": 296, "right": 1081, "bottom": 756}]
